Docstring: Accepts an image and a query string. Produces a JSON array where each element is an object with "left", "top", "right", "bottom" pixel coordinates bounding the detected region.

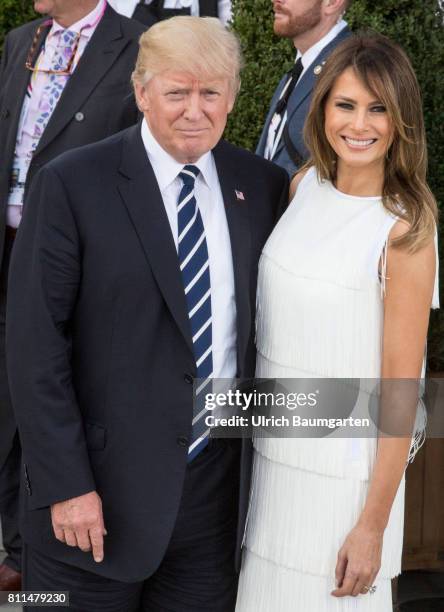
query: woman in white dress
[{"left": 236, "top": 34, "right": 439, "bottom": 611}]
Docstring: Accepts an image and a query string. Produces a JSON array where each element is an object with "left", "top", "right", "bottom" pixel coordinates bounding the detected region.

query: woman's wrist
[{"left": 356, "top": 511, "right": 387, "bottom": 536}]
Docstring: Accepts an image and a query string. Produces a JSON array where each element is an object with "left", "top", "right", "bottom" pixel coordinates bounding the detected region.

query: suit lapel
[
  {"left": 117, "top": 125, "right": 195, "bottom": 357},
  {"left": 35, "top": 5, "right": 128, "bottom": 156},
  {"left": 2, "top": 21, "right": 47, "bottom": 170},
  {"left": 256, "top": 73, "right": 287, "bottom": 155},
  {"left": 213, "top": 142, "right": 252, "bottom": 373}
]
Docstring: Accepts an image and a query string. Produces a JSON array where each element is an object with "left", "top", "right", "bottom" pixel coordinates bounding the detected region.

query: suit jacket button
[
  {"left": 75, "top": 112, "right": 85, "bottom": 122},
  {"left": 1, "top": 109, "right": 10, "bottom": 119},
  {"left": 184, "top": 374, "right": 193, "bottom": 384},
  {"left": 177, "top": 437, "right": 189, "bottom": 447}
]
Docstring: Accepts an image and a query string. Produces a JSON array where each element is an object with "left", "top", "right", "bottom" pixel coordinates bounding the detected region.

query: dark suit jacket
[
  {"left": 256, "top": 27, "right": 351, "bottom": 177},
  {"left": 0, "top": 4, "right": 145, "bottom": 473},
  {"left": 132, "top": 0, "right": 218, "bottom": 27},
  {"left": 6, "top": 124, "right": 289, "bottom": 581}
]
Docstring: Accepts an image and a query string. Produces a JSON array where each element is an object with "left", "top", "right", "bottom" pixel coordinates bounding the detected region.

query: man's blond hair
[{"left": 132, "top": 16, "right": 243, "bottom": 94}]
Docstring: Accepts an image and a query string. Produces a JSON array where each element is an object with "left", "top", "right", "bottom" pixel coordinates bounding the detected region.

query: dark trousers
[
  {"left": 23, "top": 439, "right": 241, "bottom": 611},
  {"left": 0, "top": 438, "right": 21, "bottom": 573},
  {"left": 0, "top": 233, "right": 21, "bottom": 573}
]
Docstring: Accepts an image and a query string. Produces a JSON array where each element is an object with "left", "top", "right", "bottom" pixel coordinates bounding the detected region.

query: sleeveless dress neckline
[{"left": 325, "top": 177, "right": 383, "bottom": 202}]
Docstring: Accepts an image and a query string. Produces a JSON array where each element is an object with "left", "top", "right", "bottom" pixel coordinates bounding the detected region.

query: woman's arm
[{"left": 332, "top": 221, "right": 436, "bottom": 598}]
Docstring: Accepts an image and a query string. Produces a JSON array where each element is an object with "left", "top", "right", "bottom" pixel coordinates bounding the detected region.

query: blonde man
[{"left": 7, "top": 16, "right": 288, "bottom": 612}]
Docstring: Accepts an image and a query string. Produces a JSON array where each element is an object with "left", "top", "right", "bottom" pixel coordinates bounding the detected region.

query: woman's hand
[{"left": 331, "top": 523, "right": 383, "bottom": 598}]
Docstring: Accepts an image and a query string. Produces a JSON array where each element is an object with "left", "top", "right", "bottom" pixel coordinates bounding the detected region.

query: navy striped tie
[{"left": 177, "top": 165, "right": 212, "bottom": 461}]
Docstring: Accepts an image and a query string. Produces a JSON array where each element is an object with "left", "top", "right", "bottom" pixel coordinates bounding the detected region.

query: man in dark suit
[
  {"left": 109, "top": 0, "right": 232, "bottom": 27},
  {"left": 257, "top": 0, "right": 351, "bottom": 176},
  {"left": 7, "top": 16, "right": 288, "bottom": 611},
  {"left": 0, "top": 0, "right": 145, "bottom": 590}
]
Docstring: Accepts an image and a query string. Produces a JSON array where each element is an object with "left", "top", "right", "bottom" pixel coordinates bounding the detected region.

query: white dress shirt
[
  {"left": 141, "top": 120, "right": 237, "bottom": 378},
  {"left": 265, "top": 19, "right": 348, "bottom": 161},
  {"left": 108, "top": 0, "right": 232, "bottom": 25}
]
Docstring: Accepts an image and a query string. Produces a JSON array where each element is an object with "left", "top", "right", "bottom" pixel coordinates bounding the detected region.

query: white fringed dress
[{"left": 235, "top": 168, "right": 439, "bottom": 612}]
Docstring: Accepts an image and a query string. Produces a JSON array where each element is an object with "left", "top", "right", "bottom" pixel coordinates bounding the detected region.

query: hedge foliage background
[
  {"left": 0, "top": 0, "right": 36, "bottom": 49},
  {"left": 1, "top": 0, "right": 443, "bottom": 368}
]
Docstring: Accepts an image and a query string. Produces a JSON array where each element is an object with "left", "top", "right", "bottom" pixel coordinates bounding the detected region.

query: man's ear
[
  {"left": 323, "top": 0, "right": 346, "bottom": 14},
  {"left": 134, "top": 82, "right": 149, "bottom": 112},
  {"left": 227, "top": 80, "right": 240, "bottom": 114}
]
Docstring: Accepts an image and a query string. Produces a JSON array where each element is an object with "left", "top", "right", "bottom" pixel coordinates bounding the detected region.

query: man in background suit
[
  {"left": 7, "top": 16, "right": 288, "bottom": 611},
  {"left": 109, "top": 0, "right": 232, "bottom": 27},
  {"left": 0, "top": 0, "right": 144, "bottom": 590},
  {"left": 257, "top": 0, "right": 351, "bottom": 176}
]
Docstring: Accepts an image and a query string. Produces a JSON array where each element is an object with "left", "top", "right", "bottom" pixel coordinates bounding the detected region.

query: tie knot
[
  {"left": 56, "top": 28, "right": 78, "bottom": 49},
  {"left": 179, "top": 165, "right": 200, "bottom": 187},
  {"left": 291, "top": 57, "right": 303, "bottom": 79}
]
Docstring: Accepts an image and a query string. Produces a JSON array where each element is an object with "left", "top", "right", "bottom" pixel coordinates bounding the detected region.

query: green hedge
[
  {"left": 1, "top": 1, "right": 443, "bottom": 368},
  {"left": 227, "top": 0, "right": 444, "bottom": 370},
  {"left": 0, "top": 0, "right": 36, "bottom": 49}
]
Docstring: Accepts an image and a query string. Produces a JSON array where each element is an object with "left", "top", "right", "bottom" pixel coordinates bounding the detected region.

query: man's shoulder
[
  {"left": 44, "top": 126, "right": 133, "bottom": 178},
  {"left": 216, "top": 140, "right": 288, "bottom": 181},
  {"left": 111, "top": 9, "right": 146, "bottom": 39},
  {"left": 316, "top": 25, "right": 352, "bottom": 60},
  {"left": 3, "top": 9, "right": 145, "bottom": 49},
  {"left": 3, "top": 17, "right": 46, "bottom": 46}
]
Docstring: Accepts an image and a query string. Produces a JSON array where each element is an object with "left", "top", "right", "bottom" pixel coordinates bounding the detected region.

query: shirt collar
[
  {"left": 297, "top": 19, "right": 347, "bottom": 70},
  {"left": 49, "top": 0, "right": 106, "bottom": 38},
  {"left": 141, "top": 119, "right": 215, "bottom": 192}
]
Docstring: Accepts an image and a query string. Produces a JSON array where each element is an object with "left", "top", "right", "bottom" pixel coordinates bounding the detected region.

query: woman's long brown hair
[{"left": 304, "top": 33, "right": 438, "bottom": 252}]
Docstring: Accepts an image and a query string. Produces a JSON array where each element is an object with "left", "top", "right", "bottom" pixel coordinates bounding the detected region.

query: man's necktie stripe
[
  {"left": 181, "top": 167, "right": 198, "bottom": 180},
  {"left": 188, "top": 288, "right": 211, "bottom": 319},
  {"left": 192, "top": 316, "right": 212, "bottom": 343},
  {"left": 190, "top": 298, "right": 211, "bottom": 337},
  {"left": 196, "top": 345, "right": 212, "bottom": 369},
  {"left": 178, "top": 206, "right": 199, "bottom": 244},
  {"left": 186, "top": 271, "right": 211, "bottom": 312},
  {"left": 185, "top": 261, "right": 209, "bottom": 295},
  {"left": 177, "top": 165, "right": 213, "bottom": 461},
  {"left": 192, "top": 406, "right": 208, "bottom": 425},
  {"left": 195, "top": 376, "right": 212, "bottom": 397},
  {"left": 193, "top": 325, "right": 212, "bottom": 357},
  {"left": 180, "top": 232, "right": 205, "bottom": 271},
  {"left": 188, "top": 429, "right": 211, "bottom": 455},
  {"left": 177, "top": 191, "right": 194, "bottom": 213},
  {"left": 180, "top": 227, "right": 207, "bottom": 269}
]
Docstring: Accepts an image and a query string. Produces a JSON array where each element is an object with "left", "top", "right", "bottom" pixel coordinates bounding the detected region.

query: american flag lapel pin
[{"left": 235, "top": 189, "right": 245, "bottom": 201}]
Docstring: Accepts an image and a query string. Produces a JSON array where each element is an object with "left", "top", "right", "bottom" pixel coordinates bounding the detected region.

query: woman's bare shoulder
[{"left": 289, "top": 170, "right": 308, "bottom": 201}]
